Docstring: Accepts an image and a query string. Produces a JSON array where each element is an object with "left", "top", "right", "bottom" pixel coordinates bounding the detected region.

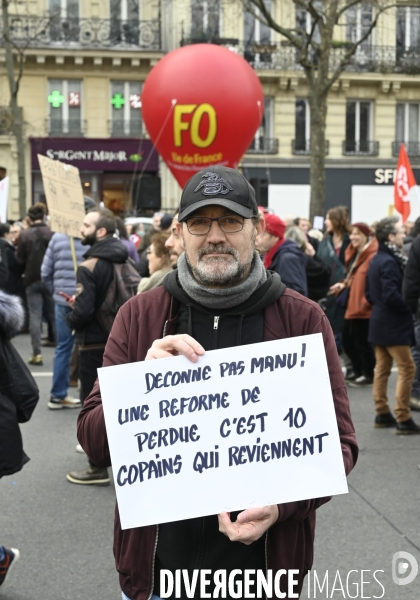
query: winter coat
[
  {"left": 268, "top": 239, "right": 308, "bottom": 296},
  {"left": 66, "top": 237, "right": 129, "bottom": 346},
  {"left": 306, "top": 254, "right": 331, "bottom": 302},
  {"left": 16, "top": 222, "right": 53, "bottom": 287},
  {"left": 0, "top": 239, "right": 23, "bottom": 296},
  {"left": 77, "top": 286, "right": 358, "bottom": 600},
  {"left": 41, "top": 233, "right": 85, "bottom": 306},
  {"left": 403, "top": 235, "right": 420, "bottom": 314},
  {"left": 316, "top": 234, "right": 350, "bottom": 332},
  {"left": 0, "top": 292, "right": 32, "bottom": 477},
  {"left": 366, "top": 243, "right": 414, "bottom": 347},
  {"left": 344, "top": 239, "right": 378, "bottom": 320},
  {"left": 317, "top": 233, "right": 350, "bottom": 286}
]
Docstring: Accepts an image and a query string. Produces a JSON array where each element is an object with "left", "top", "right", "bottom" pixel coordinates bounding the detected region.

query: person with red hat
[{"left": 261, "top": 213, "right": 308, "bottom": 296}]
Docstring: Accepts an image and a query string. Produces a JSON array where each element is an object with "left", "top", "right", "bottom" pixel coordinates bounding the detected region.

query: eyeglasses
[{"left": 185, "top": 215, "right": 245, "bottom": 236}]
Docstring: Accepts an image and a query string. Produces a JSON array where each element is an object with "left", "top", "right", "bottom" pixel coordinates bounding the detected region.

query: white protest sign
[
  {"left": 0, "top": 176, "right": 9, "bottom": 222},
  {"left": 38, "top": 154, "right": 85, "bottom": 238},
  {"left": 98, "top": 333, "right": 348, "bottom": 530},
  {"left": 313, "top": 215, "right": 324, "bottom": 231}
]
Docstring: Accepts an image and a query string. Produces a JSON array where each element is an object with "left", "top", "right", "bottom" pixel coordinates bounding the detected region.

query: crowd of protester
[{"left": 0, "top": 187, "right": 419, "bottom": 589}]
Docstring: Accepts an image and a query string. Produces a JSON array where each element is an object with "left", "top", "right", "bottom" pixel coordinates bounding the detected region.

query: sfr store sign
[{"left": 374, "top": 168, "right": 396, "bottom": 184}]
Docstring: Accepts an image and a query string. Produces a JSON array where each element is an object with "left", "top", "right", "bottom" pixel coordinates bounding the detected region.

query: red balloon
[{"left": 141, "top": 44, "right": 264, "bottom": 188}]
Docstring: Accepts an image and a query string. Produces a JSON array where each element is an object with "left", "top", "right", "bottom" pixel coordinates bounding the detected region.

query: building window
[
  {"left": 344, "top": 100, "right": 377, "bottom": 155},
  {"left": 248, "top": 98, "right": 278, "bottom": 154},
  {"left": 346, "top": 3, "right": 373, "bottom": 47},
  {"left": 110, "top": 0, "right": 140, "bottom": 44},
  {"left": 244, "top": 1, "right": 273, "bottom": 65},
  {"left": 49, "top": 0, "right": 79, "bottom": 41},
  {"left": 245, "top": 0, "right": 271, "bottom": 44},
  {"left": 396, "top": 6, "right": 420, "bottom": 52},
  {"left": 394, "top": 103, "right": 420, "bottom": 156},
  {"left": 295, "top": 4, "right": 321, "bottom": 45},
  {"left": 110, "top": 81, "right": 142, "bottom": 137},
  {"left": 48, "top": 79, "right": 82, "bottom": 136},
  {"left": 49, "top": 0, "right": 79, "bottom": 19},
  {"left": 294, "top": 99, "right": 310, "bottom": 153},
  {"left": 191, "top": 0, "right": 220, "bottom": 41}
]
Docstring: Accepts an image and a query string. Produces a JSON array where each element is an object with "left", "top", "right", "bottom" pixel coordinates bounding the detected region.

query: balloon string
[
  {"left": 131, "top": 99, "right": 177, "bottom": 210},
  {"left": 256, "top": 99, "right": 272, "bottom": 188}
]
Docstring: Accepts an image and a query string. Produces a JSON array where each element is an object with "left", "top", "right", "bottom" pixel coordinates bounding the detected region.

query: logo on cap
[{"left": 194, "top": 172, "right": 233, "bottom": 196}]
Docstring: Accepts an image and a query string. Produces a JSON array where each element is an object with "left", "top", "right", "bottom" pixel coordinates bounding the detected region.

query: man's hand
[
  {"left": 218, "top": 505, "right": 279, "bottom": 545},
  {"left": 145, "top": 334, "right": 205, "bottom": 363}
]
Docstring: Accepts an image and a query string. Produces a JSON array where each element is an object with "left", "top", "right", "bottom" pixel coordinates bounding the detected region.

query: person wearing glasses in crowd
[{"left": 77, "top": 166, "right": 357, "bottom": 600}]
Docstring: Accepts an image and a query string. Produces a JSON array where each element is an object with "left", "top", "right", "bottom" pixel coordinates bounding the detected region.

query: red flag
[{"left": 394, "top": 144, "right": 418, "bottom": 223}]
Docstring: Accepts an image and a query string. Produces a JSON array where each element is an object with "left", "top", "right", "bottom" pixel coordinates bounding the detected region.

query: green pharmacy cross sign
[
  {"left": 48, "top": 90, "right": 65, "bottom": 108},
  {"left": 112, "top": 93, "right": 125, "bottom": 109}
]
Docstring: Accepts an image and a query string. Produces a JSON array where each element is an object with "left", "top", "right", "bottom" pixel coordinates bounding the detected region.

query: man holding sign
[{"left": 78, "top": 166, "right": 357, "bottom": 600}]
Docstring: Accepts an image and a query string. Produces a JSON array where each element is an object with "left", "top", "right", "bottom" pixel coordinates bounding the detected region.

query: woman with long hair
[{"left": 317, "top": 206, "right": 351, "bottom": 348}]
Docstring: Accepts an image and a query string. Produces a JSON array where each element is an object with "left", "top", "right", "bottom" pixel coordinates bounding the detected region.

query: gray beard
[{"left": 185, "top": 243, "right": 254, "bottom": 287}]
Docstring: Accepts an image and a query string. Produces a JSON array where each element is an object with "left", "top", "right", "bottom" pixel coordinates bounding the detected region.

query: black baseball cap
[{"left": 178, "top": 166, "right": 259, "bottom": 222}]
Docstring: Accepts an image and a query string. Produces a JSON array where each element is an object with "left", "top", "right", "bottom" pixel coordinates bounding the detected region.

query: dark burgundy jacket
[{"left": 78, "top": 287, "right": 358, "bottom": 600}]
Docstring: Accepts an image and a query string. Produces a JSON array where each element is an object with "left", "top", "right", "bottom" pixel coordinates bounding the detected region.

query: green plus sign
[
  {"left": 48, "top": 90, "right": 64, "bottom": 108},
  {"left": 111, "top": 93, "right": 125, "bottom": 109}
]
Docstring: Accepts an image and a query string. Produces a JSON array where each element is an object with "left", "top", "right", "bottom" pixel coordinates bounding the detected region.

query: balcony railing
[
  {"left": 342, "top": 140, "right": 379, "bottom": 156},
  {"left": 392, "top": 141, "right": 420, "bottom": 158},
  {"left": 47, "top": 118, "right": 85, "bottom": 136},
  {"left": 1, "top": 15, "right": 162, "bottom": 51},
  {"left": 246, "top": 137, "right": 279, "bottom": 154},
  {"left": 109, "top": 120, "right": 143, "bottom": 138},
  {"left": 180, "top": 36, "right": 420, "bottom": 74},
  {"left": 292, "top": 139, "right": 330, "bottom": 155}
]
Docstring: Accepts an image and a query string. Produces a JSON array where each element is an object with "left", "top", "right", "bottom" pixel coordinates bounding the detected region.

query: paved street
[{"left": 1, "top": 333, "right": 420, "bottom": 599}]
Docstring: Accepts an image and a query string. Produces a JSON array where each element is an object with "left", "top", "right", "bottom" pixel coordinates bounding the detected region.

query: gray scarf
[{"left": 177, "top": 251, "right": 267, "bottom": 309}]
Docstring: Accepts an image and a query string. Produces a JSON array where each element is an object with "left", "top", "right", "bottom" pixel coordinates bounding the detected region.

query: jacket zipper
[
  {"left": 147, "top": 525, "right": 159, "bottom": 600},
  {"left": 212, "top": 316, "right": 220, "bottom": 350}
]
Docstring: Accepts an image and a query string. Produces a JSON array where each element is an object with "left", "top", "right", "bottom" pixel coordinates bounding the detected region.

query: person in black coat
[
  {"left": 0, "top": 223, "right": 24, "bottom": 296},
  {"left": 0, "top": 290, "right": 39, "bottom": 586},
  {"left": 365, "top": 216, "right": 419, "bottom": 434},
  {"left": 403, "top": 229, "right": 420, "bottom": 411},
  {"left": 285, "top": 226, "right": 331, "bottom": 301}
]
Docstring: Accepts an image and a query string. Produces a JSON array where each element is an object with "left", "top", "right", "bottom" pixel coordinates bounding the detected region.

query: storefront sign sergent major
[{"left": 45, "top": 149, "right": 140, "bottom": 163}]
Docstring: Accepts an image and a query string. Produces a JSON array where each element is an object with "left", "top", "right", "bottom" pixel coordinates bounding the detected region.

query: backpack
[{"left": 96, "top": 259, "right": 141, "bottom": 334}]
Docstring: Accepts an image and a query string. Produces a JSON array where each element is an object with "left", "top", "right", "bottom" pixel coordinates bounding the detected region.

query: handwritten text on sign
[
  {"left": 98, "top": 334, "right": 348, "bottom": 530},
  {"left": 38, "top": 154, "right": 85, "bottom": 238}
]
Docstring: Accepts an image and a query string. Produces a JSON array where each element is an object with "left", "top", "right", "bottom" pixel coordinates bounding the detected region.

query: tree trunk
[
  {"left": 308, "top": 92, "right": 327, "bottom": 223},
  {"left": 2, "top": 0, "right": 27, "bottom": 217}
]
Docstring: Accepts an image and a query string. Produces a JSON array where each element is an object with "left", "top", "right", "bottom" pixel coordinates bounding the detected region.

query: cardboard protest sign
[
  {"left": 98, "top": 333, "right": 348, "bottom": 530},
  {"left": 38, "top": 154, "right": 85, "bottom": 238}
]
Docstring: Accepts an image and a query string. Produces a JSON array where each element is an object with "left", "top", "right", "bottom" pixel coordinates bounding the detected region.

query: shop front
[
  {"left": 245, "top": 164, "right": 420, "bottom": 224},
  {"left": 30, "top": 137, "right": 159, "bottom": 215}
]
